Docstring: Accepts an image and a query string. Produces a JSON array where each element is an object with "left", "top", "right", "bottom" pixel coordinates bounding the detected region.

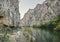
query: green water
[{"left": 31, "top": 28, "right": 60, "bottom": 42}]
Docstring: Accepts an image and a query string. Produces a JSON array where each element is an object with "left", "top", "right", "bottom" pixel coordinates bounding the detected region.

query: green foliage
[
  {"left": 33, "top": 21, "right": 57, "bottom": 30},
  {"left": 3, "top": 27, "right": 11, "bottom": 42},
  {"left": 33, "top": 14, "right": 60, "bottom": 30},
  {"left": 0, "top": 35, "right": 10, "bottom": 42},
  {"left": 54, "top": 23, "right": 60, "bottom": 30},
  {"left": 0, "top": 27, "right": 11, "bottom": 42},
  {"left": 23, "top": 28, "right": 32, "bottom": 34},
  {"left": 33, "top": 24, "right": 41, "bottom": 28},
  {"left": 40, "top": 19, "right": 60, "bottom": 30},
  {"left": 19, "top": 26, "right": 21, "bottom": 29}
]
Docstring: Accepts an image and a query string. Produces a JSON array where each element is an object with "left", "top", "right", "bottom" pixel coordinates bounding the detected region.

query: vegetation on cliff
[
  {"left": 33, "top": 14, "right": 60, "bottom": 30},
  {"left": 0, "top": 26, "right": 11, "bottom": 42}
]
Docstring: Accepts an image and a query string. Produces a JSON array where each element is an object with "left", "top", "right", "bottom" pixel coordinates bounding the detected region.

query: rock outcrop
[
  {"left": 0, "top": 0, "right": 20, "bottom": 27},
  {"left": 21, "top": 0, "right": 60, "bottom": 26}
]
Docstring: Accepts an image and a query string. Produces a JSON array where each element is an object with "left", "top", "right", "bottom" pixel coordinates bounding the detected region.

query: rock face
[
  {"left": 0, "top": 0, "right": 20, "bottom": 27},
  {"left": 21, "top": 0, "right": 60, "bottom": 26}
]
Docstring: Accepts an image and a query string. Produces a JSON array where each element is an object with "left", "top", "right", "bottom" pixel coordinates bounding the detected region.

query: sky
[{"left": 19, "top": 0, "right": 45, "bottom": 19}]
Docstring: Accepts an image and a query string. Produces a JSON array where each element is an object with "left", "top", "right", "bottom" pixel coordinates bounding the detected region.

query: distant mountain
[{"left": 21, "top": 0, "right": 60, "bottom": 27}]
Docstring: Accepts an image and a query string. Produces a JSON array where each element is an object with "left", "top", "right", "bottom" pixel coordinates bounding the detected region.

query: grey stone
[
  {"left": 21, "top": 0, "right": 60, "bottom": 26},
  {"left": 0, "top": 0, "right": 20, "bottom": 27}
]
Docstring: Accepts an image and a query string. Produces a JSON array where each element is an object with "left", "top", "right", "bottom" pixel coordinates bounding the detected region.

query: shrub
[
  {"left": 54, "top": 23, "right": 60, "bottom": 30},
  {"left": 0, "top": 27, "right": 11, "bottom": 42},
  {"left": 33, "top": 14, "right": 60, "bottom": 30}
]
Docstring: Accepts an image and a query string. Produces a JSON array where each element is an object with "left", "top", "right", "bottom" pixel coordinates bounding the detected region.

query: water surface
[{"left": 30, "top": 28, "right": 60, "bottom": 42}]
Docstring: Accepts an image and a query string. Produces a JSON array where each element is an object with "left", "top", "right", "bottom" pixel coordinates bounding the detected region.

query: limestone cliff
[
  {"left": 21, "top": 0, "right": 60, "bottom": 26},
  {"left": 0, "top": 0, "right": 20, "bottom": 27}
]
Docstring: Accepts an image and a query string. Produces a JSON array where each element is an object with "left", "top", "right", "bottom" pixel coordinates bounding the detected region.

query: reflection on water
[
  {"left": 31, "top": 28, "right": 60, "bottom": 42},
  {"left": 1, "top": 27, "right": 59, "bottom": 42}
]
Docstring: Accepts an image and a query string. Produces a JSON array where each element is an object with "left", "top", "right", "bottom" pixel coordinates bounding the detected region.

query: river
[
  {"left": 31, "top": 28, "right": 60, "bottom": 42},
  {"left": 0, "top": 27, "right": 60, "bottom": 42}
]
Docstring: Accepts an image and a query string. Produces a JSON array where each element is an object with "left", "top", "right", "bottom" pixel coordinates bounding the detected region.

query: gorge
[{"left": 0, "top": 0, "right": 60, "bottom": 42}]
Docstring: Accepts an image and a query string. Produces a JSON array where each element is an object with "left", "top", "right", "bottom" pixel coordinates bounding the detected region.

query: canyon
[{"left": 0, "top": 0, "right": 60, "bottom": 42}]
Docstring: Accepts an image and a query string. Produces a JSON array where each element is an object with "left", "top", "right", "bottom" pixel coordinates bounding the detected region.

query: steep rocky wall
[
  {"left": 21, "top": 0, "right": 60, "bottom": 26},
  {"left": 0, "top": 0, "right": 20, "bottom": 27}
]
